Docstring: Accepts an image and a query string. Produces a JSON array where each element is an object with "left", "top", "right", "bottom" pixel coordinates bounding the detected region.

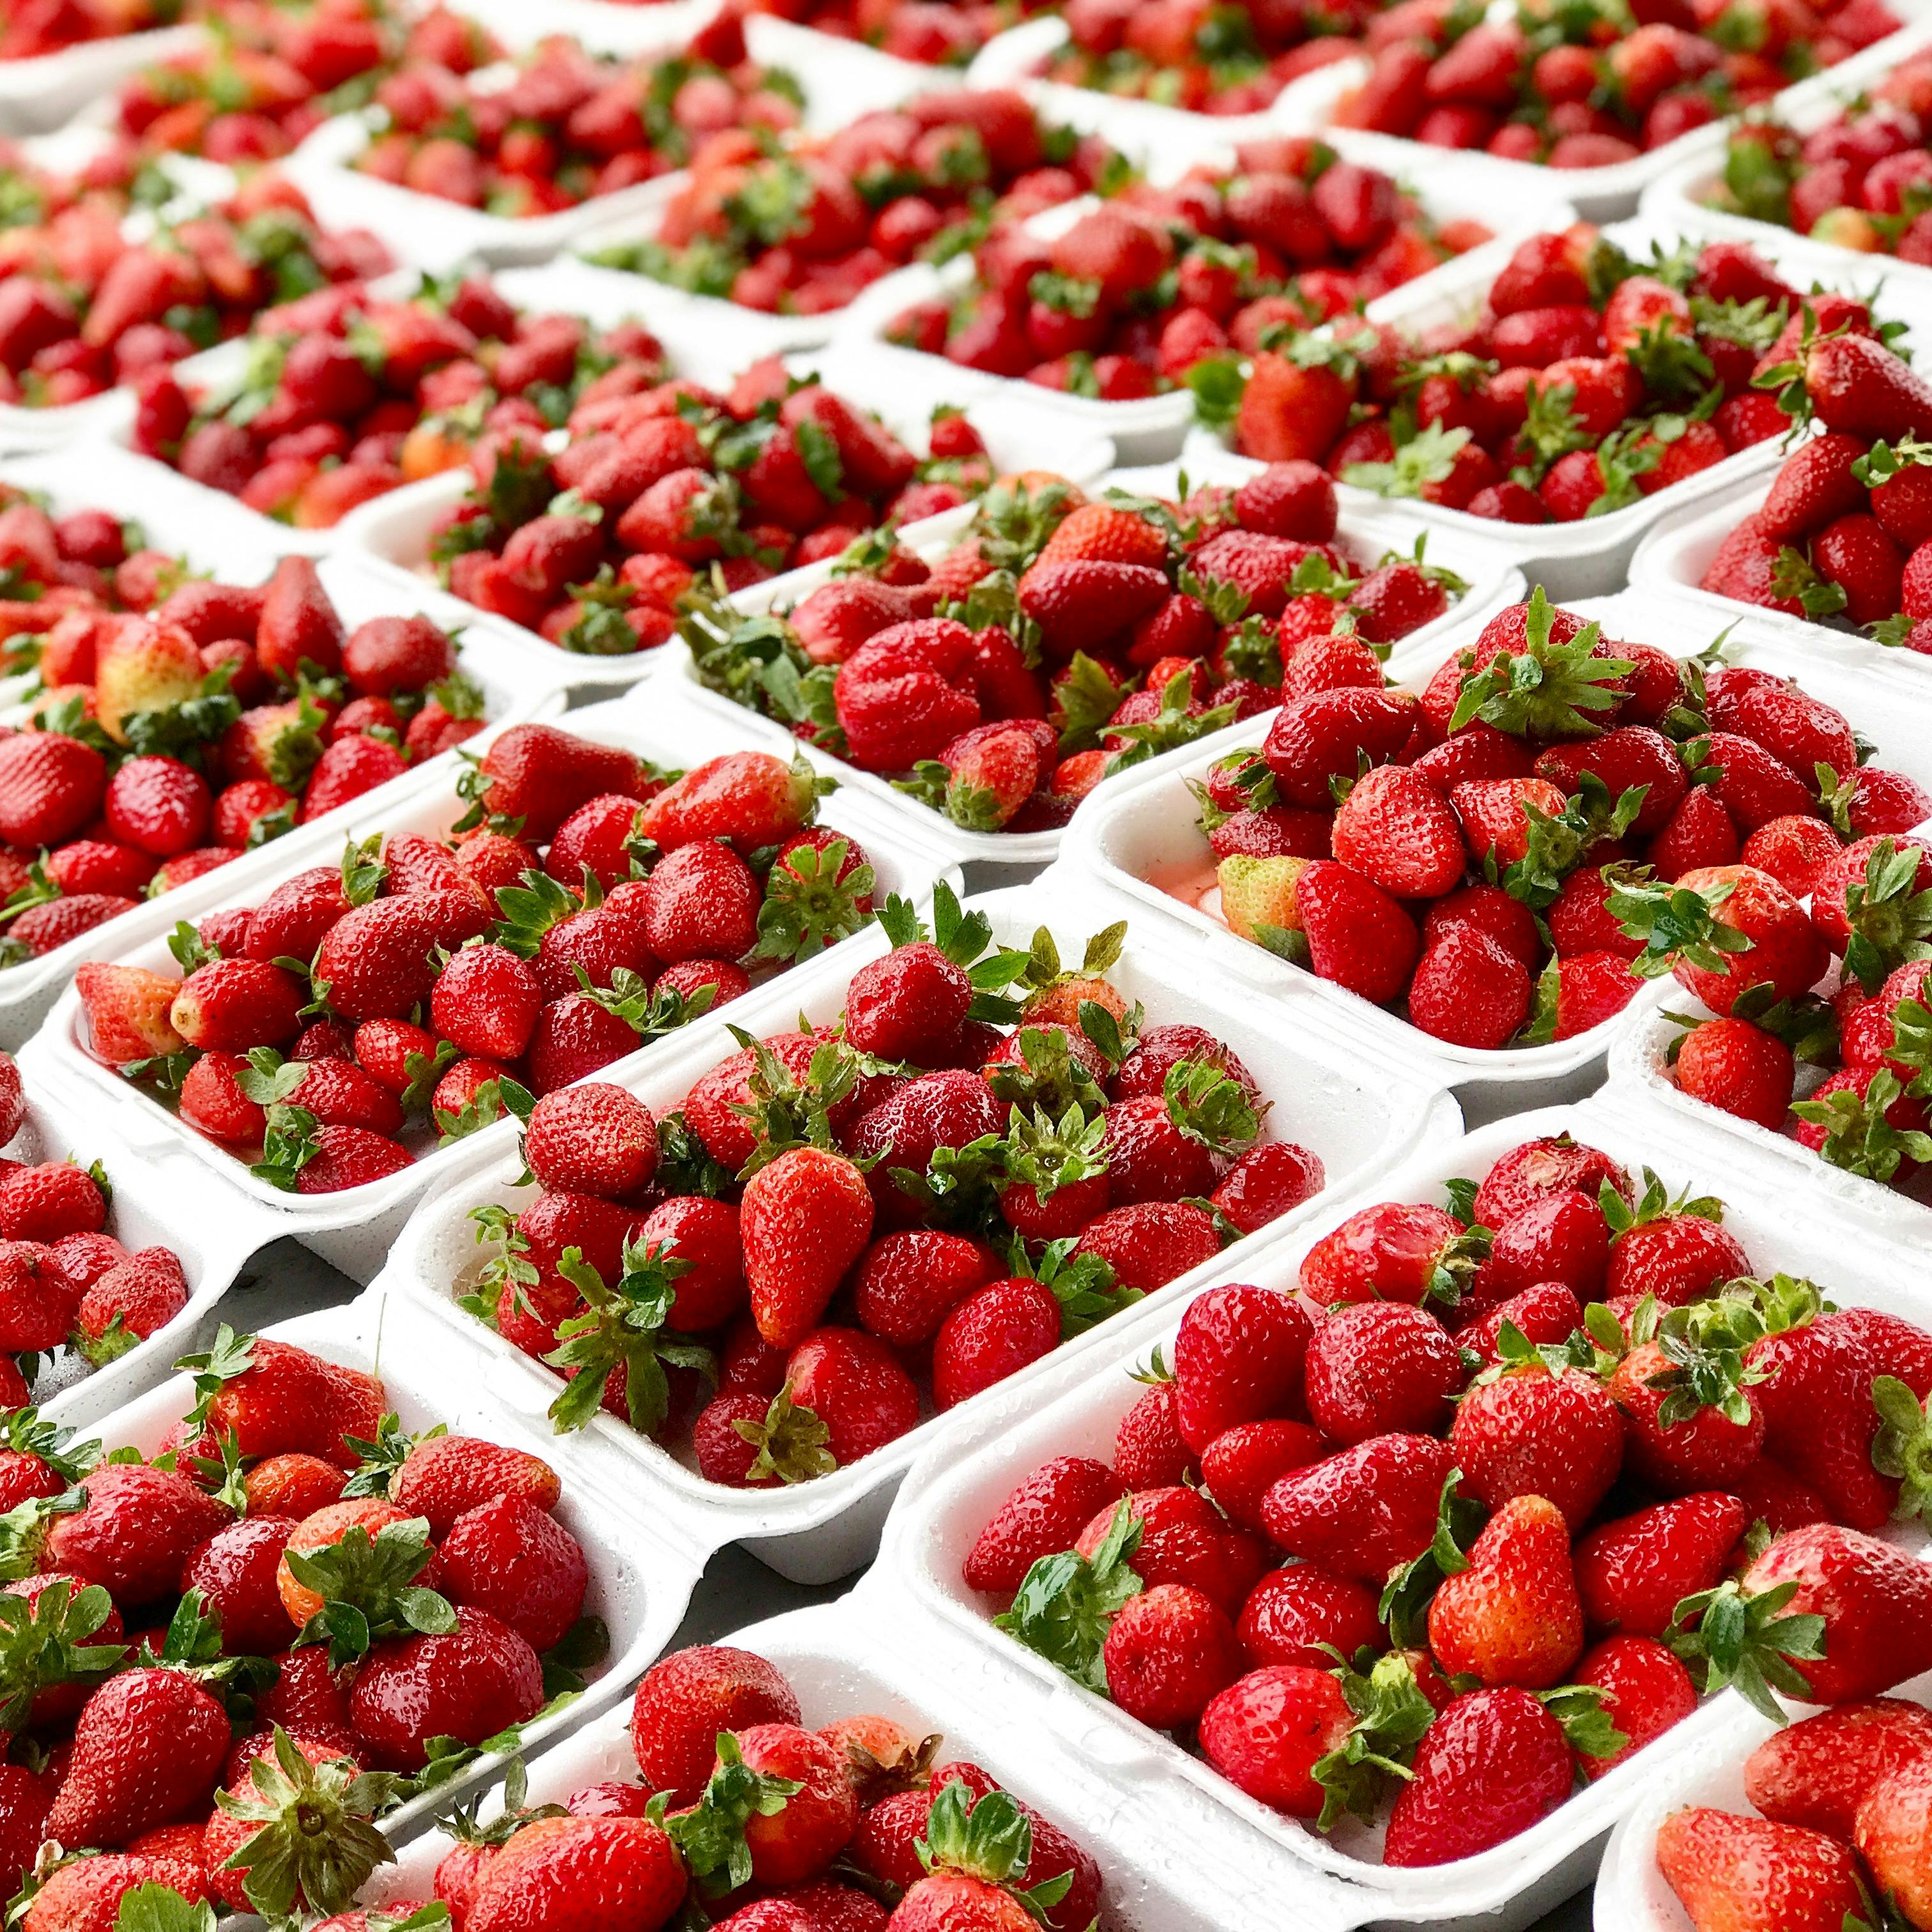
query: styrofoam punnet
[
  {"left": 0, "top": 1065, "right": 260, "bottom": 1430},
  {"left": 74, "top": 1288, "right": 703, "bottom": 1844},
  {"left": 815, "top": 153, "right": 1579, "bottom": 469},
  {"left": 1061, "top": 585, "right": 1932, "bottom": 1113},
  {"left": 0, "top": 23, "right": 199, "bottom": 135},
  {"left": 376, "top": 875, "right": 1462, "bottom": 1586},
  {"left": 0, "top": 440, "right": 571, "bottom": 1052},
  {"left": 344, "top": 1597, "right": 1348, "bottom": 1932},
  {"left": 1625, "top": 469, "right": 1932, "bottom": 675},
  {"left": 1187, "top": 210, "right": 1932, "bottom": 599},
  {"left": 18, "top": 687, "right": 962, "bottom": 1284},
  {"left": 661, "top": 448, "right": 1526, "bottom": 873},
  {"left": 341, "top": 261, "right": 1117, "bottom": 694},
  {"left": 1593, "top": 1669, "right": 1932, "bottom": 1932},
  {"left": 884, "top": 1093, "right": 1932, "bottom": 1932}
]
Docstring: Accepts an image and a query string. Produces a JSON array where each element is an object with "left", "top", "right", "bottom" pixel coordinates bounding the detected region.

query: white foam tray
[
  {"left": 1061, "top": 584, "right": 1932, "bottom": 1113},
  {"left": 376, "top": 872, "right": 1464, "bottom": 1585},
  {"left": 17, "top": 686, "right": 962, "bottom": 1285},
  {"left": 1185, "top": 209, "right": 1932, "bottom": 599},
  {"left": 656, "top": 446, "right": 1527, "bottom": 873},
  {"left": 74, "top": 1288, "right": 701, "bottom": 1844},
  {"left": 340, "top": 257, "right": 1119, "bottom": 695},
  {"left": 1593, "top": 1668, "right": 1932, "bottom": 1931},
  {"left": 343, "top": 1598, "right": 1302, "bottom": 1932},
  {"left": 0, "top": 441, "right": 571, "bottom": 1053},
  {"left": 885, "top": 1092, "right": 1932, "bottom": 1932},
  {"left": 0, "top": 22, "right": 199, "bottom": 135},
  {"left": 813, "top": 156, "right": 1579, "bottom": 469},
  {"left": 1626, "top": 468, "right": 1932, "bottom": 676},
  {"left": 277, "top": 6, "right": 947, "bottom": 274},
  {"left": 0, "top": 1061, "right": 259, "bottom": 1429}
]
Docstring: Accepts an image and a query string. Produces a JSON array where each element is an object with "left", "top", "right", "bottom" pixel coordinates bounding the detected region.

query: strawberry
[
  {"left": 631, "top": 1646, "right": 802, "bottom": 1807},
  {"left": 1407, "top": 924, "right": 1533, "bottom": 1049},
  {"left": 1570, "top": 1635, "right": 1697, "bottom": 1778},
  {"left": 1427, "top": 1494, "right": 1584, "bottom": 1690},
  {"left": 1674, "top": 1015, "right": 1796, "bottom": 1129},
  {"left": 1476, "top": 1135, "right": 1627, "bottom": 1228},
  {"left": 1612, "top": 862, "right": 1827, "bottom": 1015},
  {"left": 963, "top": 1457, "right": 1128, "bottom": 1597},
  {"left": 740, "top": 1146, "right": 875, "bottom": 1350},
  {"left": 256, "top": 556, "right": 344, "bottom": 684},
  {"left": 1575, "top": 1490, "right": 1750, "bottom": 1638},
  {"left": 0, "top": 732, "right": 106, "bottom": 848},
  {"left": 1101, "top": 1583, "right": 1243, "bottom": 1728},
  {"left": 1329, "top": 765, "right": 1465, "bottom": 898},
  {"left": 1262, "top": 1432, "right": 1455, "bottom": 1582},
  {"left": 931, "top": 1277, "right": 1062, "bottom": 1411},
  {"left": 74, "top": 1247, "right": 188, "bottom": 1364},
  {"left": 1296, "top": 861, "right": 1420, "bottom": 1003},
  {"left": 1197, "top": 1664, "right": 1353, "bottom": 1820},
  {"left": 1745, "top": 1697, "right": 1932, "bottom": 1839},
  {"left": 349, "top": 1606, "right": 542, "bottom": 1772},
  {"left": 44, "top": 1666, "right": 231, "bottom": 1848},
  {"left": 1450, "top": 1350, "right": 1622, "bottom": 1530},
  {"left": 316, "top": 891, "right": 489, "bottom": 1021},
  {"left": 1656, "top": 1808, "right": 1872, "bottom": 1932},
  {"left": 463, "top": 1816, "right": 684, "bottom": 1932},
  {"left": 1172, "top": 1284, "right": 1311, "bottom": 1451}
]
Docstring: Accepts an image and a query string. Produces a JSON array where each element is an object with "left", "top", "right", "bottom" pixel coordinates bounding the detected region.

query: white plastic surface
[
  {"left": 349, "top": 1598, "right": 1347, "bottom": 1932},
  {"left": 0, "top": 1066, "right": 259, "bottom": 1429},
  {"left": 377, "top": 875, "right": 1464, "bottom": 1584},
  {"left": 661, "top": 447, "right": 1526, "bottom": 873},
  {"left": 0, "top": 23, "right": 199, "bottom": 135},
  {"left": 0, "top": 441, "right": 571, "bottom": 1053},
  {"left": 1062, "top": 585, "right": 1932, "bottom": 1112},
  {"left": 1593, "top": 1670, "right": 1932, "bottom": 1932},
  {"left": 816, "top": 154, "right": 1578, "bottom": 469},
  {"left": 73, "top": 1289, "right": 703, "bottom": 1843},
  {"left": 20, "top": 687, "right": 962, "bottom": 1284},
  {"left": 1187, "top": 210, "right": 1932, "bottom": 599},
  {"left": 885, "top": 1095, "right": 1932, "bottom": 1932}
]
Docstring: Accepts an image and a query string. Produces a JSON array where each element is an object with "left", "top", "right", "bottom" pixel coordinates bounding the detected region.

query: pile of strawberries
[
  {"left": 686, "top": 465, "right": 1466, "bottom": 834},
  {"left": 1174, "top": 585, "right": 1932, "bottom": 1053},
  {"left": 0, "top": 0, "right": 177, "bottom": 58},
  {"left": 585, "top": 88, "right": 1123, "bottom": 319},
  {"left": 427, "top": 360, "right": 988, "bottom": 657},
  {"left": 1709, "top": 50, "right": 1932, "bottom": 262},
  {"left": 114, "top": 0, "right": 496, "bottom": 167},
  {"left": 737, "top": 0, "right": 1032, "bottom": 66},
  {"left": 72, "top": 730, "right": 886, "bottom": 1190},
  {"left": 131, "top": 274, "right": 664, "bottom": 532},
  {"left": 884, "top": 143, "right": 1488, "bottom": 400},
  {"left": 0, "top": 1328, "right": 606, "bottom": 1923},
  {"left": 0, "top": 539, "right": 494, "bottom": 965},
  {"left": 965, "top": 1133, "right": 1932, "bottom": 1864},
  {"left": 1041, "top": 0, "right": 1376, "bottom": 114},
  {"left": 1700, "top": 326, "right": 1932, "bottom": 646},
  {"left": 0, "top": 172, "right": 387, "bottom": 412},
  {"left": 0, "top": 1046, "right": 192, "bottom": 1388},
  {"left": 355, "top": 19, "right": 805, "bottom": 218},
  {"left": 1198, "top": 224, "right": 1828, "bottom": 522},
  {"left": 1656, "top": 1695, "right": 1932, "bottom": 1929},
  {"left": 461, "top": 894, "right": 1323, "bottom": 1478},
  {"left": 1335, "top": 0, "right": 1899, "bottom": 167}
]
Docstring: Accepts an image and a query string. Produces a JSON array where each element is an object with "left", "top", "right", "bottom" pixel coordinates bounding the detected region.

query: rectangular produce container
[
  {"left": 375, "top": 874, "right": 1464, "bottom": 1586},
  {"left": 16, "top": 686, "right": 962, "bottom": 1283},
  {"left": 813, "top": 151, "right": 1579, "bottom": 468},
  {"left": 0, "top": 440, "right": 571, "bottom": 1052},
  {"left": 341, "top": 1598, "right": 1330, "bottom": 1932},
  {"left": 1185, "top": 211, "right": 1932, "bottom": 599},
  {"left": 80, "top": 1287, "right": 703, "bottom": 1844},
  {"left": 340, "top": 255, "right": 1118, "bottom": 694},
  {"left": 1061, "top": 585, "right": 1932, "bottom": 1117},
  {"left": 1592, "top": 1667, "right": 1932, "bottom": 1932},
  {"left": 659, "top": 447, "right": 1528, "bottom": 873},
  {"left": 883, "top": 1094, "right": 1932, "bottom": 1932}
]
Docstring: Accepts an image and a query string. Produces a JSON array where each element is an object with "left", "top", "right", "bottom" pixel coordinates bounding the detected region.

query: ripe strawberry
[
  {"left": 1745, "top": 1697, "right": 1932, "bottom": 1839},
  {"left": 1172, "top": 1284, "right": 1311, "bottom": 1450},
  {"left": 1303, "top": 1301, "right": 1462, "bottom": 1444},
  {"left": 741, "top": 1146, "right": 875, "bottom": 1350},
  {"left": 1428, "top": 1494, "right": 1584, "bottom": 1690},
  {"left": 1296, "top": 861, "right": 1420, "bottom": 1003},
  {"left": 1262, "top": 1432, "right": 1455, "bottom": 1582},
  {"left": 256, "top": 556, "right": 345, "bottom": 683},
  {"left": 1656, "top": 1808, "right": 1871, "bottom": 1932},
  {"left": 1575, "top": 1490, "right": 1750, "bottom": 1638},
  {"left": 1383, "top": 1688, "right": 1575, "bottom": 1866},
  {"left": 1449, "top": 1356, "right": 1623, "bottom": 1531},
  {"left": 350, "top": 1606, "right": 542, "bottom": 1772},
  {"left": 963, "top": 1457, "right": 1128, "bottom": 1597},
  {"left": 1102, "top": 1583, "right": 1243, "bottom": 1728},
  {"left": 1570, "top": 1635, "right": 1698, "bottom": 1777},
  {"left": 1407, "top": 923, "right": 1533, "bottom": 1050},
  {"left": 1329, "top": 764, "right": 1466, "bottom": 898},
  {"left": 44, "top": 1666, "right": 231, "bottom": 1848},
  {"left": 464, "top": 1815, "right": 684, "bottom": 1932}
]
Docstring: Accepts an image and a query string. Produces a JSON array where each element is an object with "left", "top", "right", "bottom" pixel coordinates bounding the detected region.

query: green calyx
[
  {"left": 1871, "top": 1374, "right": 1932, "bottom": 1524},
  {"left": 731, "top": 1380, "right": 836, "bottom": 1485},
  {"left": 285, "top": 1517, "right": 456, "bottom": 1667},
  {"left": 998, "top": 1101, "right": 1109, "bottom": 1206},
  {"left": 993, "top": 1497, "right": 1143, "bottom": 1695},
  {"left": 544, "top": 1240, "right": 715, "bottom": 1438},
  {"left": 1312, "top": 1650, "right": 1436, "bottom": 1832},
  {"left": 1446, "top": 589, "right": 1634, "bottom": 741},
  {"left": 1834, "top": 837, "right": 1932, "bottom": 994},
  {"left": 1607, "top": 871, "right": 1751, "bottom": 979},
  {"left": 0, "top": 1575, "right": 125, "bottom": 1733},
  {"left": 1667, "top": 1576, "right": 1826, "bottom": 1724},
  {"left": 656, "top": 1731, "right": 804, "bottom": 1897},
  {"left": 1162, "top": 1057, "right": 1265, "bottom": 1157},
  {"left": 1791, "top": 1068, "right": 1932, "bottom": 1183},
  {"left": 753, "top": 836, "right": 875, "bottom": 963},
  {"left": 916, "top": 1779, "right": 1073, "bottom": 1924}
]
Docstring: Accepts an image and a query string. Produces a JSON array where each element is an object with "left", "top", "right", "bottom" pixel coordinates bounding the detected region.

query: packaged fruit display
[
  {"left": 113, "top": 0, "right": 500, "bottom": 168},
  {"left": 130, "top": 273, "right": 669, "bottom": 531},
  {"left": 742, "top": 0, "right": 1039, "bottom": 67},
  {"left": 0, "top": 172, "right": 389, "bottom": 412},
  {"left": 1333, "top": 0, "right": 1902, "bottom": 168},
  {"left": 0, "top": 1328, "right": 610, "bottom": 1919},
  {"left": 1698, "top": 325, "right": 1932, "bottom": 649},
  {"left": 961, "top": 1130, "right": 1932, "bottom": 1866},
  {"left": 1649, "top": 1689, "right": 1932, "bottom": 1932},
  {"left": 582, "top": 88, "right": 1128, "bottom": 319},
  {"left": 427, "top": 360, "right": 1011, "bottom": 659},
  {"left": 882, "top": 142, "right": 1493, "bottom": 400},
  {"left": 454, "top": 891, "right": 1326, "bottom": 1483},
  {"left": 683, "top": 464, "right": 1474, "bottom": 834},
  {"left": 351, "top": 18, "right": 806, "bottom": 219},
  {"left": 70, "top": 727, "right": 895, "bottom": 1188},
  {"left": 1036, "top": 0, "right": 1384, "bottom": 115},
  {"left": 0, "top": 1044, "right": 192, "bottom": 1392},
  {"left": 1193, "top": 224, "right": 1837, "bottom": 521},
  {"left": 0, "top": 0, "right": 182, "bottom": 60},
  {"left": 1698, "top": 48, "right": 1932, "bottom": 263},
  {"left": 1137, "top": 585, "right": 1932, "bottom": 1055},
  {"left": 0, "top": 538, "right": 504, "bottom": 967}
]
